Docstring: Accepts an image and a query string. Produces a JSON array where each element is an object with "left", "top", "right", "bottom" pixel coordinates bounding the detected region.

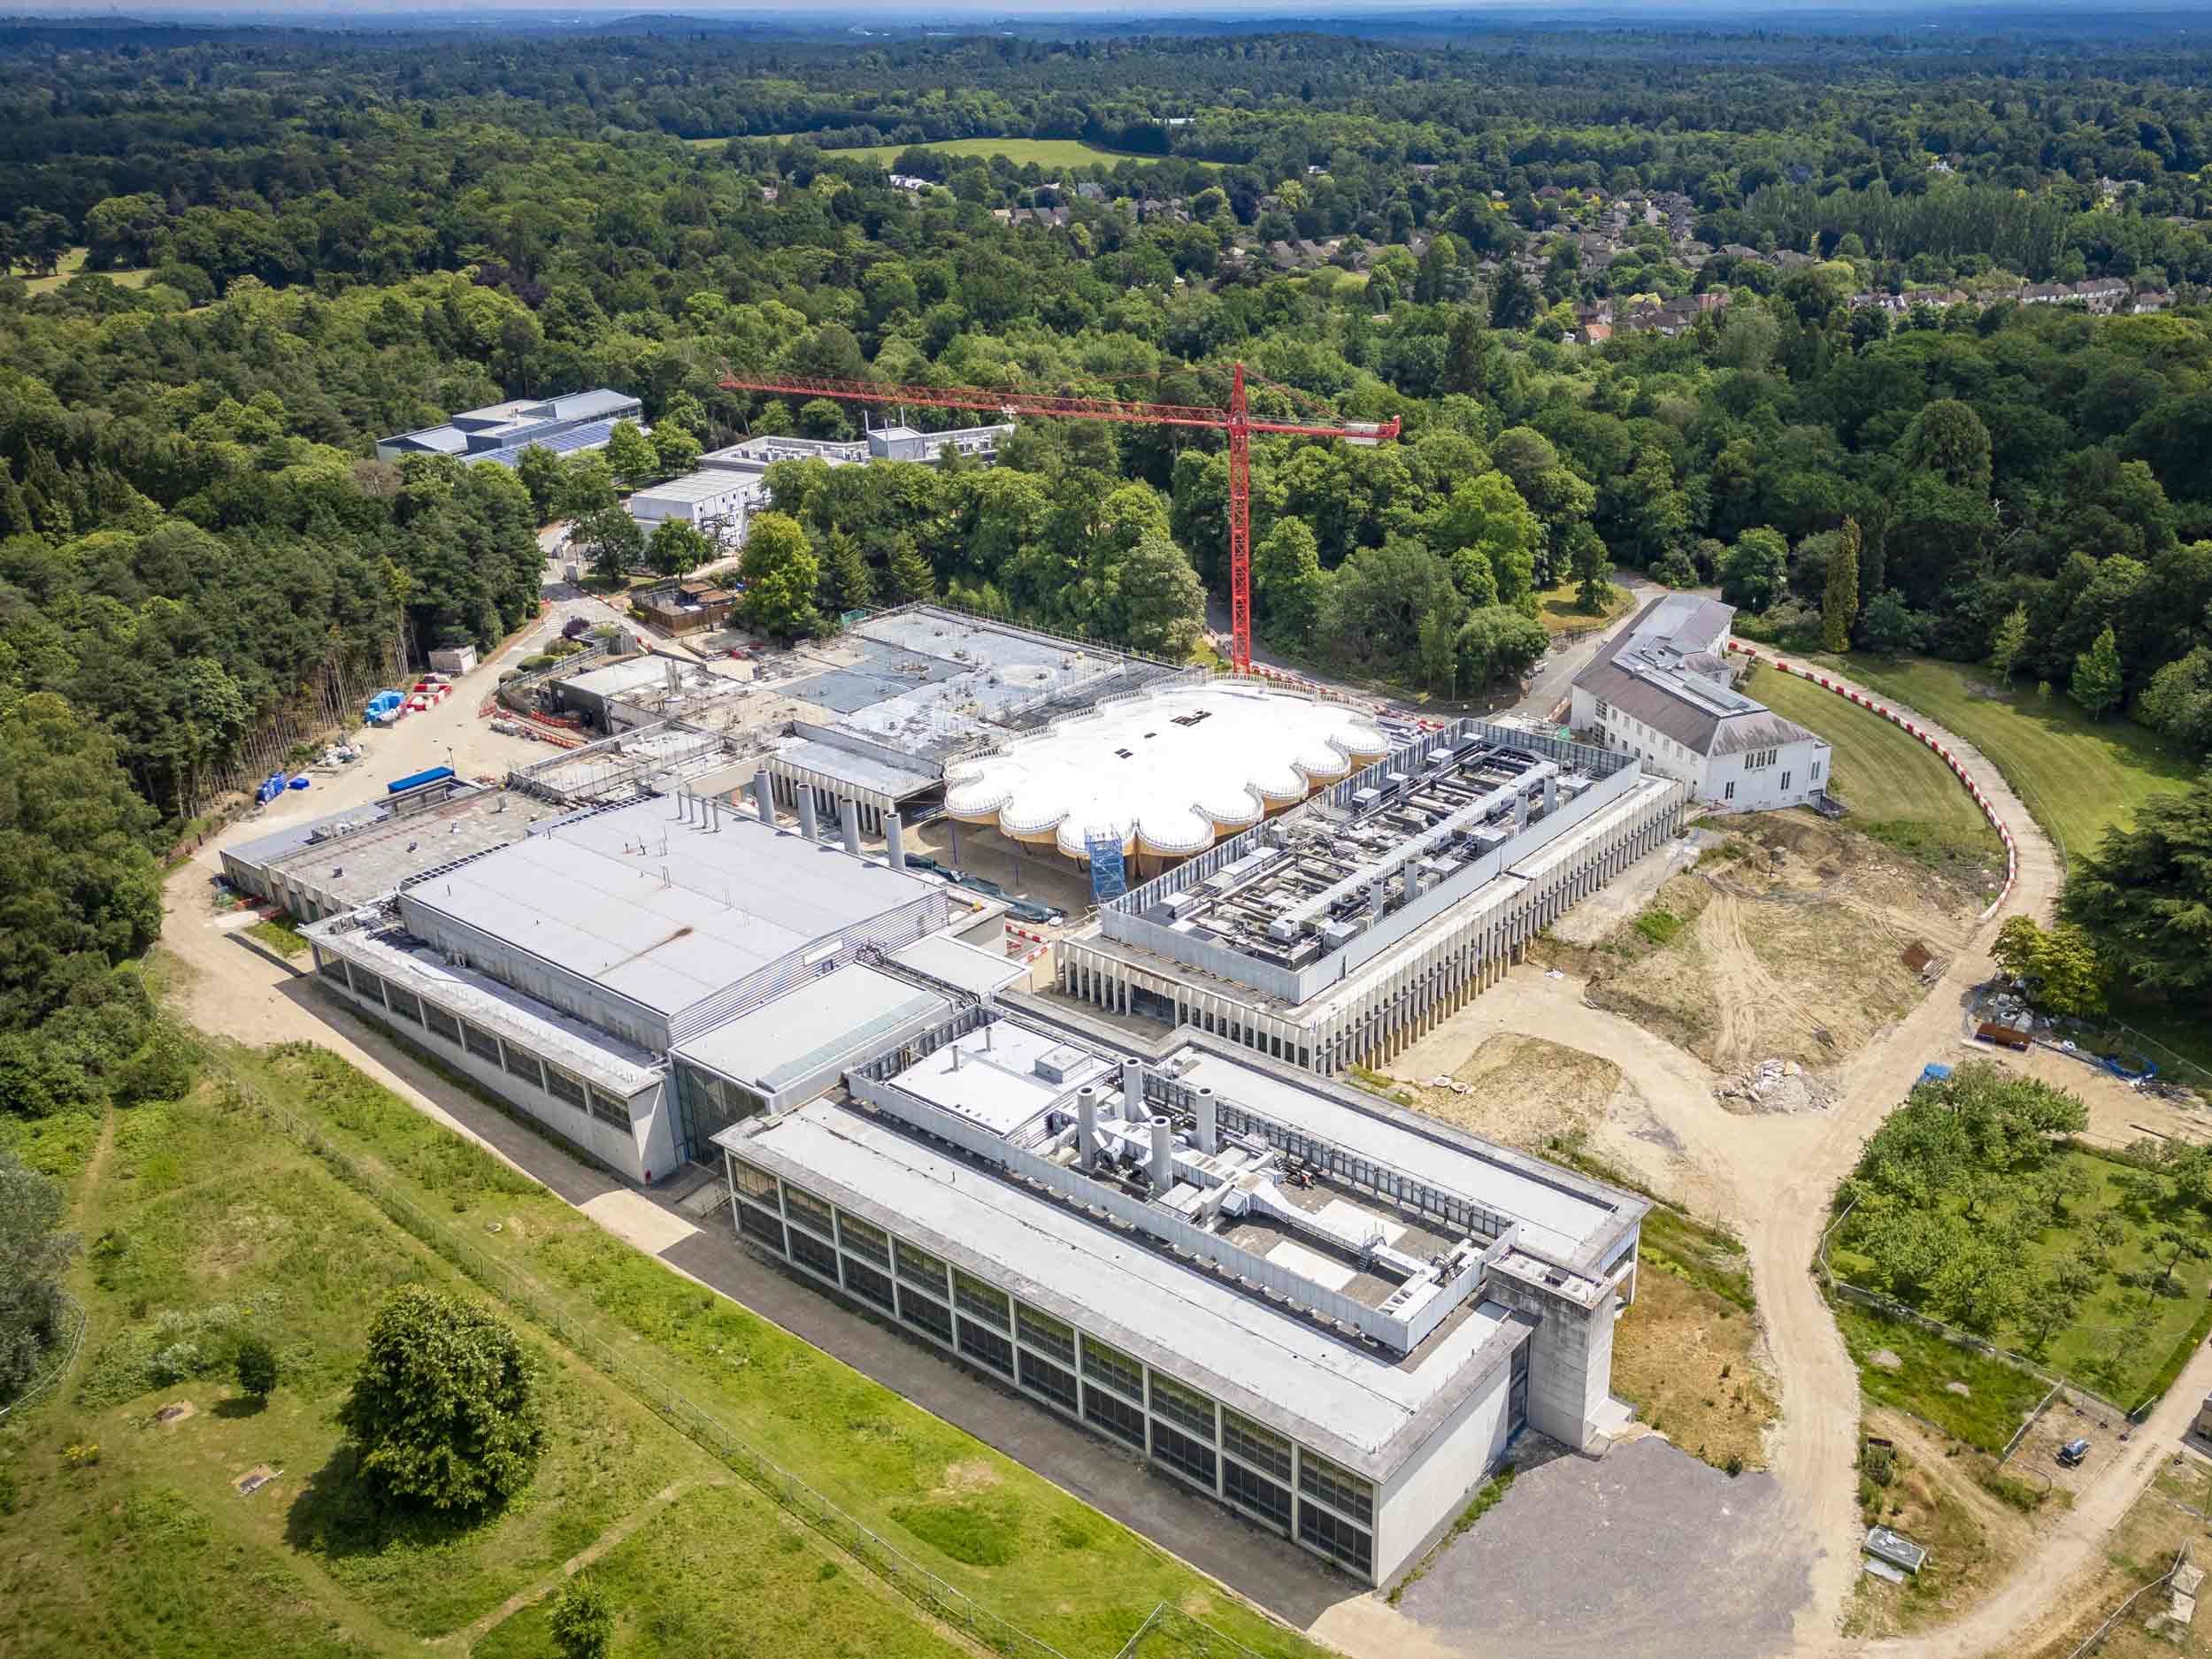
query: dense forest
[{"left": 7, "top": 18, "right": 2212, "bottom": 1342}]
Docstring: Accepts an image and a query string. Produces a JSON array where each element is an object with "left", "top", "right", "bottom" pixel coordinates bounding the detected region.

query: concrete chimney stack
[
  {"left": 1514, "top": 789, "right": 1530, "bottom": 831},
  {"left": 885, "top": 810, "right": 907, "bottom": 872},
  {"left": 797, "top": 788, "right": 819, "bottom": 841},
  {"left": 1076, "top": 1087, "right": 1099, "bottom": 1171},
  {"left": 752, "top": 768, "right": 775, "bottom": 827},
  {"left": 840, "top": 796, "right": 861, "bottom": 856},
  {"left": 1542, "top": 772, "right": 1557, "bottom": 815},
  {"left": 1148, "top": 1116, "right": 1175, "bottom": 1194},
  {"left": 1194, "top": 1086, "right": 1218, "bottom": 1155}
]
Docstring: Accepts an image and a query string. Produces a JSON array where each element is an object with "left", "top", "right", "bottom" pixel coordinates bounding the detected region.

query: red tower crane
[{"left": 715, "top": 361, "right": 1399, "bottom": 672}]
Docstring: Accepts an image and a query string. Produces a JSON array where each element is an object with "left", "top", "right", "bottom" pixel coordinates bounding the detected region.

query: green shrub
[{"left": 1633, "top": 906, "right": 1684, "bottom": 945}]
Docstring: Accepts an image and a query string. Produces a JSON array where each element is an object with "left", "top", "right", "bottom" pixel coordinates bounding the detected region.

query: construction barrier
[{"left": 1725, "top": 641, "right": 2018, "bottom": 919}]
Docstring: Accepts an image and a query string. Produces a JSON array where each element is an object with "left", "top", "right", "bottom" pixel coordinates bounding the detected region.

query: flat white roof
[
  {"left": 632, "top": 470, "right": 758, "bottom": 505},
  {"left": 401, "top": 799, "right": 940, "bottom": 1018},
  {"left": 888, "top": 1018, "right": 1112, "bottom": 1137},
  {"left": 1171, "top": 1047, "right": 1632, "bottom": 1268},
  {"left": 729, "top": 1100, "right": 1532, "bottom": 1473},
  {"left": 674, "top": 964, "right": 947, "bottom": 1096},
  {"left": 560, "top": 657, "right": 683, "bottom": 700},
  {"left": 888, "top": 933, "right": 1029, "bottom": 999}
]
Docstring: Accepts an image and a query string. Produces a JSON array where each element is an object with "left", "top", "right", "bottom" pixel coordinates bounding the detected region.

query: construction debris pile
[{"left": 1717, "top": 1057, "right": 1837, "bottom": 1112}]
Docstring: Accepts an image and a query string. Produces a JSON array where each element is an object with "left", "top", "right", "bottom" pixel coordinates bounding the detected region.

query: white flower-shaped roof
[{"left": 944, "top": 684, "right": 1389, "bottom": 860}]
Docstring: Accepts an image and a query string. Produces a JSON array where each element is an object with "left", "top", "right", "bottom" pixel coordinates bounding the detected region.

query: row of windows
[
  {"left": 730, "top": 1156, "right": 778, "bottom": 1202},
  {"left": 1224, "top": 1458, "right": 1294, "bottom": 1530},
  {"left": 954, "top": 1271, "right": 1010, "bottom": 1330},
  {"left": 1298, "top": 1449, "right": 1376, "bottom": 1527},
  {"left": 1150, "top": 1374, "right": 1217, "bottom": 1439},
  {"left": 1084, "top": 1383, "right": 1147, "bottom": 1448},
  {"left": 1223, "top": 1409, "right": 1294, "bottom": 1482},
  {"left": 738, "top": 1169, "right": 1387, "bottom": 1558},
  {"left": 1016, "top": 1304, "right": 1075, "bottom": 1366},
  {"left": 839, "top": 1213, "right": 890, "bottom": 1267},
  {"left": 1080, "top": 1336, "right": 1145, "bottom": 1402},
  {"left": 783, "top": 1185, "right": 836, "bottom": 1239},
  {"left": 326, "top": 956, "right": 632, "bottom": 1129},
  {"left": 1298, "top": 1500, "right": 1373, "bottom": 1576}
]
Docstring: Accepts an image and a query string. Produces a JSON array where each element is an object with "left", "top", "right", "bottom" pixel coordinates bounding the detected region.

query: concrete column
[
  {"left": 1077, "top": 1086, "right": 1099, "bottom": 1170},
  {"left": 797, "top": 789, "right": 819, "bottom": 841},
  {"left": 752, "top": 769, "right": 775, "bottom": 827},
  {"left": 885, "top": 811, "right": 907, "bottom": 872}
]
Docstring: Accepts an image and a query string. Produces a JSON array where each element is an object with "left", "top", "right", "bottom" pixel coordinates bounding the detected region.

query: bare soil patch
[
  {"left": 1402, "top": 1033, "right": 1624, "bottom": 1151},
  {"left": 1610, "top": 1260, "right": 1778, "bottom": 1474},
  {"left": 1582, "top": 813, "right": 1981, "bottom": 1080}
]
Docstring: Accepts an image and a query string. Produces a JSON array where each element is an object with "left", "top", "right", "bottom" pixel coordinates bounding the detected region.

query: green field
[
  {"left": 1806, "top": 654, "right": 2195, "bottom": 867},
  {"left": 0, "top": 1040, "right": 1331, "bottom": 1659},
  {"left": 1831, "top": 1302, "right": 2051, "bottom": 1454},
  {"left": 1832, "top": 1146, "right": 2212, "bottom": 1418},
  {"left": 1744, "top": 663, "right": 2004, "bottom": 873},
  {"left": 695, "top": 133, "right": 1206, "bottom": 170},
  {"left": 22, "top": 246, "right": 153, "bottom": 296}
]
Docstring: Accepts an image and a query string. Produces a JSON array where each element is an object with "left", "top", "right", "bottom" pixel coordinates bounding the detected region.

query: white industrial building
[
  {"left": 716, "top": 1006, "right": 1645, "bottom": 1586},
  {"left": 1570, "top": 595, "right": 1832, "bottom": 812},
  {"left": 626, "top": 469, "right": 760, "bottom": 544},
  {"left": 376, "top": 388, "right": 642, "bottom": 468},
  {"left": 1056, "top": 720, "right": 1689, "bottom": 1074}
]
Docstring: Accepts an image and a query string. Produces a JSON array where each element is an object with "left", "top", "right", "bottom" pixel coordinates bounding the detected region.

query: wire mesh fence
[{"left": 0, "top": 1289, "right": 85, "bottom": 1425}]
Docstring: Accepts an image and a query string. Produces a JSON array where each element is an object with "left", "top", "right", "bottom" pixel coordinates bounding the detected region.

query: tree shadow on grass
[
  {"left": 283, "top": 1442, "right": 495, "bottom": 1563},
  {"left": 211, "top": 1394, "right": 266, "bottom": 1420}
]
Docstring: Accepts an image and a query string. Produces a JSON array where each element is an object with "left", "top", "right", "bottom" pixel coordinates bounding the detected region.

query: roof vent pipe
[
  {"left": 1194, "top": 1086, "right": 1218, "bottom": 1155},
  {"left": 1148, "top": 1116, "right": 1175, "bottom": 1194},
  {"left": 1120, "top": 1058, "right": 1145, "bottom": 1119},
  {"left": 885, "top": 810, "right": 907, "bottom": 873},
  {"left": 752, "top": 768, "right": 775, "bottom": 828},
  {"left": 797, "top": 787, "right": 819, "bottom": 841},
  {"left": 840, "top": 795, "right": 862, "bottom": 856},
  {"left": 1076, "top": 1086, "right": 1099, "bottom": 1169}
]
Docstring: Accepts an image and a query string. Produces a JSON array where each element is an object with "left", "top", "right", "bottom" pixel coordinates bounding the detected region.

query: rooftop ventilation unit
[{"left": 1033, "top": 1043, "right": 1087, "bottom": 1085}]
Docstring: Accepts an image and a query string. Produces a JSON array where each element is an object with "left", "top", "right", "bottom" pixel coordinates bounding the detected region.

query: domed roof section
[{"left": 941, "top": 683, "right": 1390, "bottom": 863}]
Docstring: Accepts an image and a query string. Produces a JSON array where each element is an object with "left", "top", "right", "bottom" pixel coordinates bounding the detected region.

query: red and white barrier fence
[{"left": 1726, "top": 641, "right": 2018, "bottom": 920}]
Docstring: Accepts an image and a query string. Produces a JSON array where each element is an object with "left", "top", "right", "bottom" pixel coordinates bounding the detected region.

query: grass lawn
[
  {"left": 0, "top": 1084, "right": 807, "bottom": 1659},
  {"left": 1742, "top": 664, "right": 2002, "bottom": 875},
  {"left": 1804, "top": 653, "right": 2195, "bottom": 867},
  {"left": 193, "top": 1041, "right": 1334, "bottom": 1659},
  {"left": 1534, "top": 578, "right": 1632, "bottom": 637},
  {"left": 1832, "top": 1146, "right": 2212, "bottom": 1412},
  {"left": 244, "top": 917, "right": 311, "bottom": 958},
  {"left": 695, "top": 134, "right": 1200, "bottom": 170},
  {"left": 1830, "top": 1302, "right": 2049, "bottom": 1453},
  {"left": 22, "top": 246, "right": 153, "bottom": 296}
]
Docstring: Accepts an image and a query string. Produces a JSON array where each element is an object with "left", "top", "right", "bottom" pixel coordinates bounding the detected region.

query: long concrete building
[
  {"left": 1056, "top": 719, "right": 1688, "bottom": 1073},
  {"left": 715, "top": 1003, "right": 1645, "bottom": 1586}
]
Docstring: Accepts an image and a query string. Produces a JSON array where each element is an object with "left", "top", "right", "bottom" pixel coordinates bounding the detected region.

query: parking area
[{"left": 1390, "top": 1435, "right": 1811, "bottom": 1659}]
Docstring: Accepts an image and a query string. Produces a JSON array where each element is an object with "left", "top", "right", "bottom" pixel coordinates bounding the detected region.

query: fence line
[
  {"left": 0, "top": 1289, "right": 85, "bottom": 1424},
  {"left": 207, "top": 1055, "right": 1074, "bottom": 1659},
  {"left": 1111, "top": 1601, "right": 1284, "bottom": 1659},
  {"left": 2065, "top": 1545, "right": 2188, "bottom": 1659}
]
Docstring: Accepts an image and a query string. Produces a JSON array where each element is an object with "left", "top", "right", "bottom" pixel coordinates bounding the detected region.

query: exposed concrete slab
[{"left": 580, "top": 1189, "right": 700, "bottom": 1256}]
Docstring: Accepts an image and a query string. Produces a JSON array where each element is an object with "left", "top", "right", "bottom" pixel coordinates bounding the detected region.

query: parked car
[{"left": 2057, "top": 1438, "right": 2090, "bottom": 1468}]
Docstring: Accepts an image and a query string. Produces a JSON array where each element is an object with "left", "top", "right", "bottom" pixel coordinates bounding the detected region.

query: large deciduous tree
[
  {"left": 0, "top": 1149, "right": 75, "bottom": 1402},
  {"left": 739, "top": 511, "right": 824, "bottom": 641},
  {"left": 337, "top": 1287, "right": 545, "bottom": 1514},
  {"left": 2071, "top": 624, "right": 2124, "bottom": 719}
]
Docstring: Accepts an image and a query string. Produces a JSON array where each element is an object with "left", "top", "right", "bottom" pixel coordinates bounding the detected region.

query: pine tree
[
  {"left": 1821, "top": 518, "right": 1861, "bottom": 651},
  {"left": 823, "top": 528, "right": 874, "bottom": 613},
  {"left": 2071, "top": 624, "right": 2124, "bottom": 719},
  {"left": 1568, "top": 523, "right": 1610, "bottom": 615},
  {"left": 1988, "top": 602, "right": 2030, "bottom": 684},
  {"left": 885, "top": 535, "right": 934, "bottom": 603}
]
